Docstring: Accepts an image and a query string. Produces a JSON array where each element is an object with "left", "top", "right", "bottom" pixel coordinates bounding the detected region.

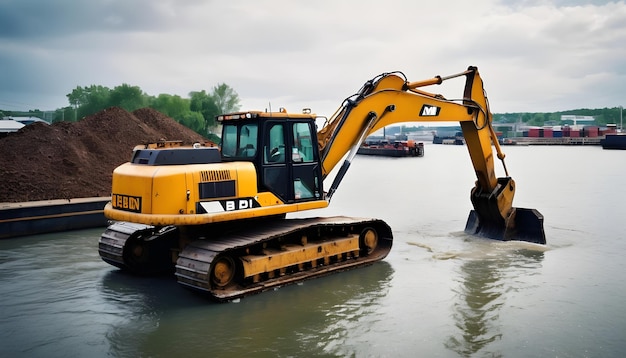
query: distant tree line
[
  {"left": 0, "top": 83, "right": 241, "bottom": 141},
  {"left": 3, "top": 91, "right": 623, "bottom": 140},
  {"left": 492, "top": 107, "right": 623, "bottom": 127},
  {"left": 67, "top": 83, "right": 239, "bottom": 139}
]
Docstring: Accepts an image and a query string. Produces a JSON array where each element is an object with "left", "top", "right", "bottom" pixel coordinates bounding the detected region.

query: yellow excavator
[{"left": 99, "top": 66, "right": 545, "bottom": 301}]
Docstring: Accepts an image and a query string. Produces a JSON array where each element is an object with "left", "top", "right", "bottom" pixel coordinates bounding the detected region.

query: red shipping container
[
  {"left": 543, "top": 128, "right": 553, "bottom": 138},
  {"left": 563, "top": 127, "right": 571, "bottom": 137},
  {"left": 528, "top": 128, "right": 540, "bottom": 137},
  {"left": 570, "top": 130, "right": 580, "bottom": 137},
  {"left": 586, "top": 127, "right": 599, "bottom": 137}
]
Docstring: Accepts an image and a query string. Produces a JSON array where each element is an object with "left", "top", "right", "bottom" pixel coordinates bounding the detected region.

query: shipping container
[
  {"left": 602, "top": 127, "right": 617, "bottom": 135},
  {"left": 584, "top": 126, "right": 599, "bottom": 137},
  {"left": 544, "top": 128, "right": 553, "bottom": 138},
  {"left": 528, "top": 128, "right": 540, "bottom": 137},
  {"left": 562, "top": 127, "right": 571, "bottom": 137},
  {"left": 553, "top": 130, "right": 563, "bottom": 138},
  {"left": 570, "top": 129, "right": 580, "bottom": 137}
]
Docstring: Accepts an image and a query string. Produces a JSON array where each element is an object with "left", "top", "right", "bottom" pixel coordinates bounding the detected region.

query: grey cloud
[
  {"left": 1, "top": 0, "right": 625, "bottom": 112},
  {"left": 0, "top": 0, "right": 205, "bottom": 40}
]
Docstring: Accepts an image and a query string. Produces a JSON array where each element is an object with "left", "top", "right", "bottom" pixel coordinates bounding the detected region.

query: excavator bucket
[{"left": 464, "top": 207, "right": 546, "bottom": 244}]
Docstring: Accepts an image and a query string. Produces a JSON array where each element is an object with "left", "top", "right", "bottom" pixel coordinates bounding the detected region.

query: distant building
[
  {"left": 0, "top": 120, "right": 25, "bottom": 137},
  {"left": 0, "top": 117, "right": 49, "bottom": 137},
  {"left": 7, "top": 116, "right": 49, "bottom": 126},
  {"left": 560, "top": 115, "right": 594, "bottom": 125}
]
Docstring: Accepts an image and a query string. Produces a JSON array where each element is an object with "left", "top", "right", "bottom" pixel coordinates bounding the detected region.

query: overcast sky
[{"left": 1, "top": 0, "right": 625, "bottom": 116}]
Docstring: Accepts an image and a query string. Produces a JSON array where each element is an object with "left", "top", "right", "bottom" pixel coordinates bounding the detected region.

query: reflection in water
[
  {"left": 444, "top": 242, "right": 544, "bottom": 357},
  {"left": 0, "top": 229, "right": 121, "bottom": 358},
  {"left": 98, "top": 262, "right": 394, "bottom": 357},
  {"left": 99, "top": 270, "right": 205, "bottom": 357},
  {"left": 100, "top": 271, "right": 162, "bottom": 357},
  {"left": 2, "top": 149, "right": 625, "bottom": 357},
  {"left": 297, "top": 261, "right": 394, "bottom": 356}
]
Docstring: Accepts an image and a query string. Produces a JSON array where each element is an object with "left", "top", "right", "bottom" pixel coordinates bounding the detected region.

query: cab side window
[
  {"left": 221, "top": 123, "right": 258, "bottom": 159},
  {"left": 237, "top": 124, "right": 258, "bottom": 158},
  {"left": 292, "top": 122, "right": 314, "bottom": 163},
  {"left": 265, "top": 123, "right": 286, "bottom": 163},
  {"left": 221, "top": 125, "right": 238, "bottom": 157}
]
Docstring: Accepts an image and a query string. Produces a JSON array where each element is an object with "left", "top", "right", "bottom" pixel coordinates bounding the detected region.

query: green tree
[
  {"left": 150, "top": 94, "right": 190, "bottom": 120},
  {"left": 149, "top": 94, "right": 212, "bottom": 136},
  {"left": 62, "top": 82, "right": 240, "bottom": 137},
  {"left": 189, "top": 90, "right": 220, "bottom": 133},
  {"left": 212, "top": 83, "right": 241, "bottom": 114},
  {"left": 66, "top": 85, "right": 111, "bottom": 120},
  {"left": 521, "top": 113, "right": 533, "bottom": 124},
  {"left": 109, "top": 84, "right": 147, "bottom": 112},
  {"left": 52, "top": 107, "right": 75, "bottom": 123},
  {"left": 190, "top": 83, "right": 240, "bottom": 134},
  {"left": 178, "top": 111, "right": 206, "bottom": 133}
]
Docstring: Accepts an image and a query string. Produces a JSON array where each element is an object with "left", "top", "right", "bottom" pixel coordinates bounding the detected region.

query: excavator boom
[{"left": 317, "top": 66, "right": 545, "bottom": 244}]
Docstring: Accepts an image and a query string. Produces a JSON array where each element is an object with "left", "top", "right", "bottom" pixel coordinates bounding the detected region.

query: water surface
[{"left": 1, "top": 145, "right": 625, "bottom": 357}]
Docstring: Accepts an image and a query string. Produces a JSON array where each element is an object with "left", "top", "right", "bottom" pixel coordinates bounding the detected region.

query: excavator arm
[
  {"left": 97, "top": 66, "right": 544, "bottom": 301},
  {"left": 317, "top": 66, "right": 545, "bottom": 244}
]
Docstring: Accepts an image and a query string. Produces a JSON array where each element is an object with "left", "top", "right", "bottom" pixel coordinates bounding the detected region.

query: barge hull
[
  {"left": 601, "top": 134, "right": 626, "bottom": 149},
  {"left": 0, "top": 197, "right": 110, "bottom": 239}
]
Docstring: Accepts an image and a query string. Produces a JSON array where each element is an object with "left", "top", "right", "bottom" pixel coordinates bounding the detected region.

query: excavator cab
[{"left": 217, "top": 111, "right": 324, "bottom": 204}]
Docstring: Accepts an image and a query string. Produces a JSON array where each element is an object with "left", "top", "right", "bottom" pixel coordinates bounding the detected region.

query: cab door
[
  {"left": 290, "top": 121, "right": 323, "bottom": 201},
  {"left": 261, "top": 120, "right": 323, "bottom": 203},
  {"left": 262, "top": 121, "right": 290, "bottom": 201}
]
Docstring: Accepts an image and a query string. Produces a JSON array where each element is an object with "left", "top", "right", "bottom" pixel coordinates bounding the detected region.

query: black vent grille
[{"left": 200, "top": 170, "right": 231, "bottom": 182}]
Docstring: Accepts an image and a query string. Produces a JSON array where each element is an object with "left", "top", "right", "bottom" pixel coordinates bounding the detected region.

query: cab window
[
  {"left": 292, "top": 122, "right": 314, "bottom": 163},
  {"left": 221, "top": 125, "right": 238, "bottom": 157},
  {"left": 237, "top": 124, "right": 258, "bottom": 158},
  {"left": 221, "top": 123, "right": 258, "bottom": 159},
  {"left": 265, "top": 123, "right": 286, "bottom": 163}
]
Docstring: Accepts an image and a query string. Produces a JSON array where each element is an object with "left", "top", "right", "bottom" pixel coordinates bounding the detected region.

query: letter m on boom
[{"left": 420, "top": 104, "right": 440, "bottom": 116}]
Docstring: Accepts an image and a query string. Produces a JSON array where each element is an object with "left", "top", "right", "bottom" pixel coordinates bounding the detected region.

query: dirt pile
[{"left": 0, "top": 107, "right": 210, "bottom": 203}]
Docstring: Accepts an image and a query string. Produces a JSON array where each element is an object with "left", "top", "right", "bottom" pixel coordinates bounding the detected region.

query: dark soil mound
[{"left": 0, "top": 107, "right": 210, "bottom": 202}]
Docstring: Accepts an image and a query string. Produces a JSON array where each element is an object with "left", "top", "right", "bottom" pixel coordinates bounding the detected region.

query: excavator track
[
  {"left": 98, "top": 221, "right": 179, "bottom": 275},
  {"left": 175, "top": 216, "right": 393, "bottom": 302}
]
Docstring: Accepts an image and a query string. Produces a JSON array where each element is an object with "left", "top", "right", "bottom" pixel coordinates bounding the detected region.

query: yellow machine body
[
  {"left": 105, "top": 159, "right": 328, "bottom": 226},
  {"left": 99, "top": 66, "right": 545, "bottom": 301}
]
